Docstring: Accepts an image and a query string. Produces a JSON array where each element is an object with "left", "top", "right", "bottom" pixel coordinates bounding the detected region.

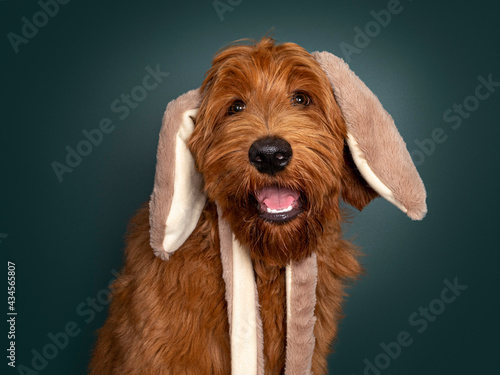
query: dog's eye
[
  {"left": 228, "top": 100, "right": 246, "bottom": 115},
  {"left": 291, "top": 92, "right": 311, "bottom": 106}
]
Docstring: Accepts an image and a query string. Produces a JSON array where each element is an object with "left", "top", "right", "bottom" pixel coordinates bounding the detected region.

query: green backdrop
[{"left": 2, "top": 0, "right": 499, "bottom": 374}]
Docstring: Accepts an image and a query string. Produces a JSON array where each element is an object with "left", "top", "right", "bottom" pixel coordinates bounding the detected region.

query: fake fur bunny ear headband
[{"left": 148, "top": 51, "right": 426, "bottom": 374}]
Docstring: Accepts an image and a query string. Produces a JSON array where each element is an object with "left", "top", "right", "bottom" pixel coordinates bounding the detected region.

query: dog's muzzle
[{"left": 248, "top": 137, "right": 303, "bottom": 222}]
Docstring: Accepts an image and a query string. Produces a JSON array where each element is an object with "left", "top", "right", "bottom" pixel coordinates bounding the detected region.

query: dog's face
[{"left": 189, "top": 39, "right": 376, "bottom": 266}]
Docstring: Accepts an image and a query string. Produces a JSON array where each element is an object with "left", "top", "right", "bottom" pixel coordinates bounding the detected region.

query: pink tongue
[{"left": 257, "top": 187, "right": 299, "bottom": 210}]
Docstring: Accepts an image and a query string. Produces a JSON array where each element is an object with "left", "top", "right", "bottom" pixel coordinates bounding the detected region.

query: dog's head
[
  {"left": 149, "top": 38, "right": 426, "bottom": 265},
  {"left": 189, "top": 38, "right": 375, "bottom": 265}
]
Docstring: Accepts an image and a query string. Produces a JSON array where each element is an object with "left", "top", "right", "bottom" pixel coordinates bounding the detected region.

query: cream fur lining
[
  {"left": 162, "top": 109, "right": 206, "bottom": 254},
  {"left": 346, "top": 132, "right": 408, "bottom": 214},
  {"left": 286, "top": 264, "right": 292, "bottom": 335},
  {"left": 231, "top": 234, "right": 258, "bottom": 374}
]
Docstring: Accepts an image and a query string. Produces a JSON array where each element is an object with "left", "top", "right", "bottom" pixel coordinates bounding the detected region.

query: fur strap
[
  {"left": 218, "top": 204, "right": 317, "bottom": 374},
  {"left": 285, "top": 254, "right": 318, "bottom": 374}
]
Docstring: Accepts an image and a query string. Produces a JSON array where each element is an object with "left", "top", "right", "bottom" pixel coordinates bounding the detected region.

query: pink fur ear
[
  {"left": 312, "top": 51, "right": 427, "bottom": 220},
  {"left": 149, "top": 89, "right": 205, "bottom": 260}
]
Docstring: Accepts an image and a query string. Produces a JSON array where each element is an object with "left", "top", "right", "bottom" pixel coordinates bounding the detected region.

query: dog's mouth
[{"left": 255, "top": 186, "right": 303, "bottom": 223}]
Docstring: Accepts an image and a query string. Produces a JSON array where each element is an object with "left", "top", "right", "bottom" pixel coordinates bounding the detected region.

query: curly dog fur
[{"left": 88, "top": 38, "right": 398, "bottom": 375}]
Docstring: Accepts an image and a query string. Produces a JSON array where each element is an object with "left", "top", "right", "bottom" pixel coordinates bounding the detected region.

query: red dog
[{"left": 89, "top": 38, "right": 426, "bottom": 374}]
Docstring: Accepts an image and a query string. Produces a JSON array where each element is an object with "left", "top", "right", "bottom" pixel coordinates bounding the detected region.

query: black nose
[{"left": 248, "top": 137, "right": 292, "bottom": 175}]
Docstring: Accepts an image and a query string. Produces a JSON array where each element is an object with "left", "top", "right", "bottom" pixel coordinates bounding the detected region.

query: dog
[{"left": 89, "top": 37, "right": 426, "bottom": 375}]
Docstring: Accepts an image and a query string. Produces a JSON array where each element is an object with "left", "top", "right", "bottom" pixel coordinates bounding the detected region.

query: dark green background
[{"left": 2, "top": 0, "right": 499, "bottom": 374}]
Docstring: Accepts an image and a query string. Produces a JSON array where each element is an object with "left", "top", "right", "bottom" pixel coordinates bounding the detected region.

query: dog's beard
[{"left": 217, "top": 187, "right": 340, "bottom": 267}]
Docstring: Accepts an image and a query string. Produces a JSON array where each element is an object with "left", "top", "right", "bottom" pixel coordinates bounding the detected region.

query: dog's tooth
[{"left": 266, "top": 205, "right": 293, "bottom": 214}]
